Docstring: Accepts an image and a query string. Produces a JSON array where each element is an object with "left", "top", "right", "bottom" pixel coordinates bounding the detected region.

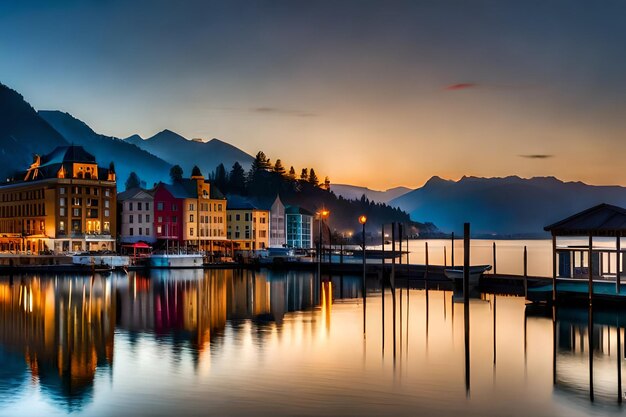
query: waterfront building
[
  {"left": 153, "top": 174, "right": 227, "bottom": 252},
  {"left": 0, "top": 145, "right": 116, "bottom": 253},
  {"left": 117, "top": 187, "right": 156, "bottom": 244},
  {"left": 226, "top": 195, "right": 270, "bottom": 250},
  {"left": 285, "top": 206, "right": 313, "bottom": 249}
]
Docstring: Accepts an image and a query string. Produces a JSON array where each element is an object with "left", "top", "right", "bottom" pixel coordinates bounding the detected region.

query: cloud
[
  {"left": 251, "top": 107, "right": 317, "bottom": 117},
  {"left": 444, "top": 83, "right": 478, "bottom": 91},
  {"left": 518, "top": 154, "right": 554, "bottom": 159}
]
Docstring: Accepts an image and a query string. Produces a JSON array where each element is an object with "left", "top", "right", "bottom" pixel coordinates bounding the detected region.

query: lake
[{"left": 0, "top": 269, "right": 623, "bottom": 416}]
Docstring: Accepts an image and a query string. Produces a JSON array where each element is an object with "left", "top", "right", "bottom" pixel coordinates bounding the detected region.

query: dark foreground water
[{"left": 0, "top": 269, "right": 623, "bottom": 417}]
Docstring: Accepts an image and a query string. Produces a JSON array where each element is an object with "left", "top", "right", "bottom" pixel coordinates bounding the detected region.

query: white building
[{"left": 117, "top": 188, "right": 156, "bottom": 244}]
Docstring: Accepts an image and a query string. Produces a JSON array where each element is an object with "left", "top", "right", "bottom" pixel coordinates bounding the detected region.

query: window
[
  {"left": 73, "top": 208, "right": 80, "bottom": 217},
  {"left": 260, "top": 217, "right": 266, "bottom": 224},
  {"left": 104, "top": 209, "right": 110, "bottom": 217},
  {"left": 260, "top": 231, "right": 267, "bottom": 238},
  {"left": 157, "top": 202, "right": 164, "bottom": 211},
  {"left": 145, "top": 227, "right": 150, "bottom": 235},
  {"left": 138, "top": 227, "right": 143, "bottom": 235},
  {"left": 227, "top": 215, "right": 231, "bottom": 221},
  {"left": 59, "top": 187, "right": 65, "bottom": 195},
  {"left": 145, "top": 202, "right": 150, "bottom": 211},
  {"left": 236, "top": 214, "right": 240, "bottom": 221},
  {"left": 104, "top": 222, "right": 110, "bottom": 233},
  {"left": 157, "top": 225, "right": 162, "bottom": 234},
  {"left": 104, "top": 200, "right": 109, "bottom": 208},
  {"left": 129, "top": 202, "right": 133, "bottom": 211},
  {"left": 129, "top": 227, "right": 134, "bottom": 236},
  {"left": 172, "top": 204, "right": 177, "bottom": 211},
  {"left": 129, "top": 214, "right": 134, "bottom": 224},
  {"left": 235, "top": 231, "right": 240, "bottom": 238},
  {"left": 158, "top": 216, "right": 162, "bottom": 223},
  {"left": 172, "top": 216, "right": 177, "bottom": 223},
  {"left": 189, "top": 203, "right": 194, "bottom": 211},
  {"left": 105, "top": 189, "right": 110, "bottom": 197},
  {"left": 59, "top": 198, "right": 66, "bottom": 207},
  {"left": 190, "top": 228, "right": 194, "bottom": 237},
  {"left": 59, "top": 221, "right": 65, "bottom": 232},
  {"left": 146, "top": 214, "right": 150, "bottom": 223},
  {"left": 218, "top": 204, "right": 222, "bottom": 211},
  {"left": 138, "top": 214, "right": 142, "bottom": 223},
  {"left": 73, "top": 197, "right": 81, "bottom": 206},
  {"left": 245, "top": 213, "right": 250, "bottom": 221},
  {"left": 189, "top": 214, "right": 194, "bottom": 222},
  {"left": 60, "top": 207, "right": 66, "bottom": 216},
  {"left": 137, "top": 202, "right": 142, "bottom": 211}
]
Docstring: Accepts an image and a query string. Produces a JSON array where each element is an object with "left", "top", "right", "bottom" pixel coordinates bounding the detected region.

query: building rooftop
[{"left": 544, "top": 203, "right": 626, "bottom": 236}]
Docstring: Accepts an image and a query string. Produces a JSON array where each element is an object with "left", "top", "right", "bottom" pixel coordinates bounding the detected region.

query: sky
[{"left": 1, "top": 0, "right": 625, "bottom": 189}]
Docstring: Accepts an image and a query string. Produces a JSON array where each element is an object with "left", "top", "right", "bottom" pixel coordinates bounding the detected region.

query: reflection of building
[
  {"left": 285, "top": 206, "right": 313, "bottom": 249},
  {"left": 0, "top": 146, "right": 117, "bottom": 253},
  {"left": 117, "top": 187, "right": 156, "bottom": 244},
  {"left": 0, "top": 276, "right": 115, "bottom": 408},
  {"left": 154, "top": 174, "right": 227, "bottom": 252},
  {"left": 226, "top": 196, "right": 270, "bottom": 250}
]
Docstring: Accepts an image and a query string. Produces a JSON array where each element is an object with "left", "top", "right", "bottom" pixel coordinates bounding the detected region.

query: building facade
[
  {"left": 268, "top": 196, "right": 286, "bottom": 248},
  {"left": 226, "top": 196, "right": 270, "bottom": 251},
  {"left": 0, "top": 146, "right": 116, "bottom": 253},
  {"left": 285, "top": 206, "right": 313, "bottom": 249},
  {"left": 153, "top": 174, "right": 227, "bottom": 252},
  {"left": 117, "top": 188, "right": 156, "bottom": 244}
]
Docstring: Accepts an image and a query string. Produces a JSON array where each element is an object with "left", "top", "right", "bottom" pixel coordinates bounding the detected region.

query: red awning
[{"left": 122, "top": 242, "right": 152, "bottom": 249}]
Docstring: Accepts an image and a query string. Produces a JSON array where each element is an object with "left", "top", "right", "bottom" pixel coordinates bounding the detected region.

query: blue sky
[{"left": 1, "top": 0, "right": 625, "bottom": 188}]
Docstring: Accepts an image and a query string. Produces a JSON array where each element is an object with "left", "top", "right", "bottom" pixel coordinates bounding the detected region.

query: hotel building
[{"left": 0, "top": 146, "right": 116, "bottom": 253}]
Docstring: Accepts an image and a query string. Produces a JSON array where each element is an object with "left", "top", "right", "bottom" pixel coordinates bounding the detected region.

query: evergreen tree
[
  {"left": 213, "top": 163, "right": 228, "bottom": 192},
  {"left": 191, "top": 165, "right": 203, "bottom": 177},
  {"left": 229, "top": 162, "right": 246, "bottom": 194},
  {"left": 125, "top": 172, "right": 141, "bottom": 190},
  {"left": 308, "top": 168, "right": 319, "bottom": 186},
  {"left": 300, "top": 168, "right": 308, "bottom": 181},
  {"left": 273, "top": 159, "right": 286, "bottom": 176},
  {"left": 109, "top": 161, "right": 115, "bottom": 173},
  {"left": 170, "top": 165, "right": 183, "bottom": 182},
  {"left": 251, "top": 151, "right": 272, "bottom": 173},
  {"left": 288, "top": 166, "right": 296, "bottom": 180},
  {"left": 323, "top": 176, "right": 330, "bottom": 190}
]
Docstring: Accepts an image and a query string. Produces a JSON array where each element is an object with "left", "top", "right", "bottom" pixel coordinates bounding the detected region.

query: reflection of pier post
[
  {"left": 588, "top": 305, "right": 594, "bottom": 402},
  {"left": 552, "top": 306, "right": 557, "bottom": 385},
  {"left": 464, "top": 222, "right": 470, "bottom": 395},
  {"left": 381, "top": 224, "right": 385, "bottom": 355},
  {"left": 391, "top": 222, "right": 397, "bottom": 360},
  {"left": 492, "top": 294, "right": 496, "bottom": 365},
  {"left": 618, "top": 320, "right": 622, "bottom": 404}
]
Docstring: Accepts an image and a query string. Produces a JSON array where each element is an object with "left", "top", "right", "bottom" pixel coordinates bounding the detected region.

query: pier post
[
  {"left": 524, "top": 246, "right": 528, "bottom": 299},
  {"left": 451, "top": 232, "right": 455, "bottom": 268},
  {"left": 361, "top": 217, "right": 367, "bottom": 337},
  {"left": 552, "top": 235, "right": 557, "bottom": 303},
  {"left": 617, "top": 233, "right": 621, "bottom": 295},
  {"left": 589, "top": 234, "right": 593, "bottom": 305},
  {"left": 493, "top": 242, "right": 497, "bottom": 275},
  {"left": 392, "top": 222, "right": 397, "bottom": 359},
  {"left": 381, "top": 224, "right": 385, "bottom": 354},
  {"left": 618, "top": 323, "right": 623, "bottom": 404},
  {"left": 444, "top": 246, "right": 447, "bottom": 267},
  {"left": 425, "top": 241, "right": 429, "bottom": 287},
  {"left": 463, "top": 223, "right": 470, "bottom": 304}
]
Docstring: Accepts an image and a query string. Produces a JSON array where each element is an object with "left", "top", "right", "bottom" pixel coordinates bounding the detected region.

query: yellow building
[
  {"left": 226, "top": 196, "right": 270, "bottom": 251},
  {"left": 0, "top": 146, "right": 116, "bottom": 253}
]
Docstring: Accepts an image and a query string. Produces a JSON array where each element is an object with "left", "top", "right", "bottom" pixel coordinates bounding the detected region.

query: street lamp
[
  {"left": 359, "top": 215, "right": 367, "bottom": 336},
  {"left": 317, "top": 209, "right": 330, "bottom": 283}
]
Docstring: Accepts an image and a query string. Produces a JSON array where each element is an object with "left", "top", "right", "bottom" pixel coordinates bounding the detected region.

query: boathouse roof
[{"left": 544, "top": 203, "right": 626, "bottom": 236}]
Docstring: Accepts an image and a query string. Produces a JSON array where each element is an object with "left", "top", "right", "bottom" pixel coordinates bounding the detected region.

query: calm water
[{"left": 0, "top": 269, "right": 624, "bottom": 417}]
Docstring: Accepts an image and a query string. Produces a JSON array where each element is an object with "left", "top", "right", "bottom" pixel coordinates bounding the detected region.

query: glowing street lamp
[
  {"left": 317, "top": 208, "right": 330, "bottom": 282},
  {"left": 359, "top": 215, "right": 367, "bottom": 336}
]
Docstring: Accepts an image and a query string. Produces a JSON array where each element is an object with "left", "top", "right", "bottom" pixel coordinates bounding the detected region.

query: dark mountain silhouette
[
  {"left": 391, "top": 175, "right": 626, "bottom": 236},
  {"left": 330, "top": 184, "right": 412, "bottom": 204},
  {"left": 38, "top": 111, "right": 172, "bottom": 188},
  {"left": 0, "top": 83, "right": 68, "bottom": 180},
  {"left": 125, "top": 130, "right": 253, "bottom": 176}
]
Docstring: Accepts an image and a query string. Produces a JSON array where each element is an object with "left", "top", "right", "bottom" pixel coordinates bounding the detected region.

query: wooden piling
[
  {"left": 391, "top": 222, "right": 397, "bottom": 359},
  {"left": 617, "top": 233, "right": 621, "bottom": 295},
  {"left": 618, "top": 324, "right": 622, "bottom": 404},
  {"left": 589, "top": 234, "right": 593, "bottom": 305},
  {"left": 451, "top": 232, "right": 455, "bottom": 268},
  {"left": 552, "top": 235, "right": 557, "bottom": 303},
  {"left": 524, "top": 246, "right": 528, "bottom": 299},
  {"left": 493, "top": 242, "right": 497, "bottom": 275},
  {"left": 444, "top": 246, "right": 447, "bottom": 268},
  {"left": 381, "top": 224, "right": 385, "bottom": 354},
  {"left": 463, "top": 223, "right": 470, "bottom": 304}
]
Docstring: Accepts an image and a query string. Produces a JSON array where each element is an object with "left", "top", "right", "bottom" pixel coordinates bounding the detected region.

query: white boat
[
  {"left": 73, "top": 254, "right": 130, "bottom": 270},
  {"left": 148, "top": 253, "right": 203, "bottom": 268},
  {"left": 258, "top": 248, "right": 297, "bottom": 264},
  {"left": 444, "top": 265, "right": 492, "bottom": 285}
]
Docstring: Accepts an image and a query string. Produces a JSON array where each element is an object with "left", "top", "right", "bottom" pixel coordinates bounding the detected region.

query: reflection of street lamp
[
  {"left": 359, "top": 215, "right": 367, "bottom": 336},
  {"left": 317, "top": 209, "right": 330, "bottom": 282}
]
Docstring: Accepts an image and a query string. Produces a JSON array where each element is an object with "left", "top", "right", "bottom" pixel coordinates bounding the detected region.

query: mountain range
[
  {"left": 330, "top": 184, "right": 411, "bottom": 203},
  {"left": 390, "top": 175, "right": 626, "bottom": 236},
  {"left": 0, "top": 82, "right": 253, "bottom": 189},
  {"left": 125, "top": 130, "right": 253, "bottom": 177}
]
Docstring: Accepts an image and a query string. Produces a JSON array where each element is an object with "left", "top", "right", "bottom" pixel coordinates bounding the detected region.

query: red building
[{"left": 153, "top": 184, "right": 183, "bottom": 249}]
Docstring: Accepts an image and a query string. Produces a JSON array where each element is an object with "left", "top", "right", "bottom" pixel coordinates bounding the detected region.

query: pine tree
[
  {"left": 300, "top": 168, "right": 308, "bottom": 181},
  {"left": 229, "top": 162, "right": 246, "bottom": 194},
  {"left": 251, "top": 151, "right": 272, "bottom": 173},
  {"left": 308, "top": 168, "right": 319, "bottom": 186},
  {"left": 125, "top": 172, "right": 141, "bottom": 190},
  {"left": 288, "top": 166, "right": 296, "bottom": 180},
  {"left": 191, "top": 165, "right": 203, "bottom": 177},
  {"left": 170, "top": 165, "right": 183, "bottom": 182},
  {"left": 323, "top": 176, "right": 330, "bottom": 190},
  {"left": 273, "top": 159, "right": 286, "bottom": 176},
  {"left": 213, "top": 163, "right": 228, "bottom": 192}
]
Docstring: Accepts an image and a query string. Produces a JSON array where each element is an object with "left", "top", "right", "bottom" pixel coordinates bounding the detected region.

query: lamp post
[
  {"left": 359, "top": 215, "right": 367, "bottom": 336},
  {"left": 317, "top": 209, "right": 330, "bottom": 283}
]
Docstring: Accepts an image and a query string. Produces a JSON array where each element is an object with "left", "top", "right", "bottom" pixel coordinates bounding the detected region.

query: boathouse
[{"left": 544, "top": 203, "right": 626, "bottom": 303}]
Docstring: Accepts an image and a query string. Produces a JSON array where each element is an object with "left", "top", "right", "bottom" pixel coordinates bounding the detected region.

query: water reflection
[{"left": 0, "top": 270, "right": 623, "bottom": 417}]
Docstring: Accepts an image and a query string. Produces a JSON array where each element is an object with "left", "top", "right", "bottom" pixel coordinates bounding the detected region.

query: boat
[
  {"left": 148, "top": 253, "right": 204, "bottom": 268},
  {"left": 444, "top": 265, "right": 492, "bottom": 286},
  {"left": 258, "top": 248, "right": 297, "bottom": 265},
  {"left": 72, "top": 254, "right": 130, "bottom": 271}
]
